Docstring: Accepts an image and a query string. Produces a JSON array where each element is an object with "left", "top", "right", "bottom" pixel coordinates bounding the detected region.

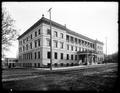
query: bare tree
[{"left": 2, "top": 7, "right": 19, "bottom": 58}]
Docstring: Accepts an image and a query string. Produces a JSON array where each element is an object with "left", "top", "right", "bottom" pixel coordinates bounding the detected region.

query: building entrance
[
  {"left": 77, "top": 51, "right": 98, "bottom": 65},
  {"left": 78, "top": 55, "right": 86, "bottom": 65}
]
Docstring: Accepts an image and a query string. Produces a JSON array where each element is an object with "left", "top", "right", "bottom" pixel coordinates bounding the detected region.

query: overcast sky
[{"left": 2, "top": 2, "right": 118, "bottom": 58}]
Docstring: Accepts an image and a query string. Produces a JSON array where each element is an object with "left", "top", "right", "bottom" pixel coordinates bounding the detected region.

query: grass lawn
[{"left": 2, "top": 64, "right": 118, "bottom": 92}]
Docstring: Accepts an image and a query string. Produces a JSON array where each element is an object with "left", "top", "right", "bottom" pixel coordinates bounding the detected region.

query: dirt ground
[{"left": 2, "top": 63, "right": 118, "bottom": 92}]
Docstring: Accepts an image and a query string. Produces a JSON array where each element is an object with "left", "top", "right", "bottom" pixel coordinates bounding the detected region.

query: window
[
  {"left": 75, "top": 46, "right": 77, "bottom": 51},
  {"left": 46, "top": 38, "right": 51, "bottom": 46},
  {"left": 31, "top": 34, "right": 32, "bottom": 39},
  {"left": 38, "top": 29, "right": 41, "bottom": 35},
  {"left": 88, "top": 42, "right": 89, "bottom": 47},
  {"left": 71, "top": 37, "right": 74, "bottom": 42},
  {"left": 26, "top": 44, "right": 28, "bottom": 50},
  {"left": 87, "top": 42, "right": 89, "bottom": 46},
  {"left": 21, "top": 47, "right": 22, "bottom": 52},
  {"left": 71, "top": 46, "right": 73, "bottom": 51},
  {"left": 35, "top": 31, "right": 37, "bottom": 37},
  {"left": 47, "top": 52, "right": 51, "bottom": 59},
  {"left": 90, "top": 43, "right": 92, "bottom": 48},
  {"left": 28, "top": 36, "right": 31, "bottom": 41},
  {"left": 19, "top": 47, "right": 22, "bottom": 52},
  {"left": 23, "top": 54, "right": 25, "bottom": 60},
  {"left": 26, "top": 37, "right": 28, "bottom": 42},
  {"left": 38, "top": 51, "right": 40, "bottom": 59},
  {"left": 19, "top": 41, "right": 21, "bottom": 45},
  {"left": 79, "top": 47, "right": 81, "bottom": 51},
  {"left": 26, "top": 53, "right": 28, "bottom": 60},
  {"left": 67, "top": 45, "right": 69, "bottom": 50},
  {"left": 89, "top": 43, "right": 91, "bottom": 47},
  {"left": 75, "top": 55, "right": 77, "bottom": 60},
  {"left": 21, "top": 41, "right": 22, "bottom": 45},
  {"left": 82, "top": 40, "right": 84, "bottom": 45},
  {"left": 34, "top": 40, "right": 37, "bottom": 48},
  {"left": 71, "top": 55, "right": 73, "bottom": 60},
  {"left": 85, "top": 41, "right": 87, "bottom": 46},
  {"left": 19, "top": 41, "right": 22, "bottom": 45},
  {"left": 19, "top": 48, "right": 21, "bottom": 52},
  {"left": 23, "top": 39, "right": 24, "bottom": 44},
  {"left": 38, "top": 63, "right": 40, "bottom": 67},
  {"left": 25, "top": 54, "right": 27, "bottom": 60},
  {"left": 61, "top": 53, "right": 63, "bottom": 59},
  {"left": 30, "top": 42, "right": 32, "bottom": 49},
  {"left": 28, "top": 53, "right": 30, "bottom": 60},
  {"left": 54, "top": 52, "right": 57, "bottom": 59},
  {"left": 79, "top": 39, "right": 81, "bottom": 44},
  {"left": 60, "top": 42, "right": 64, "bottom": 49},
  {"left": 23, "top": 46, "right": 25, "bottom": 51},
  {"left": 19, "top": 48, "right": 20, "bottom": 52},
  {"left": 67, "top": 54, "right": 69, "bottom": 60},
  {"left": 60, "top": 33, "right": 63, "bottom": 38},
  {"left": 38, "top": 39, "right": 40, "bottom": 46},
  {"left": 54, "top": 40, "right": 58, "bottom": 48},
  {"left": 66, "top": 35, "right": 69, "bottom": 42},
  {"left": 34, "top": 63, "right": 36, "bottom": 67},
  {"left": 47, "top": 29, "right": 51, "bottom": 35},
  {"left": 92, "top": 44, "right": 94, "bottom": 48},
  {"left": 34, "top": 52, "right": 37, "bottom": 59},
  {"left": 31, "top": 53, "right": 32, "bottom": 59},
  {"left": 19, "top": 56, "right": 22, "bottom": 60},
  {"left": 23, "top": 39, "right": 25, "bottom": 44},
  {"left": 54, "top": 31, "right": 58, "bottom": 37},
  {"left": 75, "top": 38, "right": 77, "bottom": 44}
]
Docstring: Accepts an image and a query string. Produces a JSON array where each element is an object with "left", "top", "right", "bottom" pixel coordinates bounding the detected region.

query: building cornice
[{"left": 17, "top": 17, "right": 103, "bottom": 45}]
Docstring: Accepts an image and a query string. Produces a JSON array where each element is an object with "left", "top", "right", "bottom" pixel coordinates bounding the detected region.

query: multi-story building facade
[
  {"left": 2, "top": 58, "right": 18, "bottom": 68},
  {"left": 17, "top": 15, "right": 104, "bottom": 68}
]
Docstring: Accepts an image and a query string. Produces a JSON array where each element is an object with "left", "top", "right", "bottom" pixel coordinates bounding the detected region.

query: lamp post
[{"left": 48, "top": 8, "right": 52, "bottom": 70}]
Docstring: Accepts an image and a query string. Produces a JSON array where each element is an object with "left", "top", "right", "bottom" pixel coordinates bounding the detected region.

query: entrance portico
[{"left": 77, "top": 50, "right": 98, "bottom": 65}]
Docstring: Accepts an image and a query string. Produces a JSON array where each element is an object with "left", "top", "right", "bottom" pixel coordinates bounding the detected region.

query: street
[{"left": 2, "top": 63, "right": 118, "bottom": 91}]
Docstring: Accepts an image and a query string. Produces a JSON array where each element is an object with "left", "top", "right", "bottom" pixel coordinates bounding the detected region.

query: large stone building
[{"left": 17, "top": 15, "right": 104, "bottom": 68}]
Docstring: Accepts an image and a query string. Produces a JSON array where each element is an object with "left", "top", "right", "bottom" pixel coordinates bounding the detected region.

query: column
[
  {"left": 92, "top": 55, "right": 94, "bottom": 64},
  {"left": 95, "top": 55, "right": 97, "bottom": 64},
  {"left": 91, "top": 53, "right": 93, "bottom": 65},
  {"left": 86, "top": 54, "right": 88, "bottom": 65}
]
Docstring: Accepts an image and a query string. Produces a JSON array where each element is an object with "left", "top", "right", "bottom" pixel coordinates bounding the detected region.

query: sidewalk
[
  {"left": 2, "top": 75, "right": 40, "bottom": 82},
  {"left": 34, "top": 63, "right": 116, "bottom": 71},
  {"left": 2, "top": 63, "right": 117, "bottom": 82}
]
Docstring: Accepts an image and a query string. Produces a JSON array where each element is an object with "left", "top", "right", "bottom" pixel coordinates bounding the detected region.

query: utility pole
[
  {"left": 106, "top": 37, "right": 107, "bottom": 56},
  {"left": 48, "top": 8, "right": 52, "bottom": 70},
  {"left": 105, "top": 37, "right": 107, "bottom": 62}
]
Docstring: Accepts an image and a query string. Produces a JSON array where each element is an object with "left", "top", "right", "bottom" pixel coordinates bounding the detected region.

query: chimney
[
  {"left": 42, "top": 14, "right": 44, "bottom": 17},
  {"left": 64, "top": 24, "right": 66, "bottom": 28}
]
